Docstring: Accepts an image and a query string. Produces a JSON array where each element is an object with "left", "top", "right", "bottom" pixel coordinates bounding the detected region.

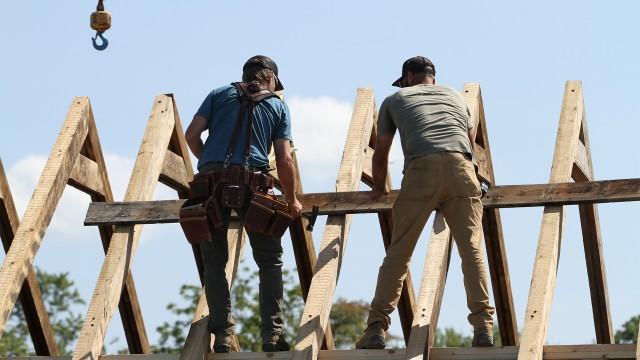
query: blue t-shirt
[{"left": 195, "top": 84, "right": 292, "bottom": 171}]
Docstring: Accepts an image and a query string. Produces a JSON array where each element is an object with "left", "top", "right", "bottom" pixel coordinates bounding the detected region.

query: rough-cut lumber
[
  {"left": 73, "top": 95, "right": 177, "bottom": 360},
  {"left": 464, "top": 83, "right": 518, "bottom": 346},
  {"left": 0, "top": 97, "right": 91, "bottom": 339},
  {"left": 362, "top": 120, "right": 416, "bottom": 344},
  {"left": 68, "top": 154, "right": 104, "bottom": 195},
  {"left": 84, "top": 178, "right": 640, "bottom": 227},
  {"left": 405, "top": 213, "right": 452, "bottom": 360},
  {"left": 269, "top": 148, "right": 336, "bottom": 350},
  {"left": 293, "top": 88, "right": 375, "bottom": 360},
  {"left": 0, "top": 159, "right": 58, "bottom": 355},
  {"left": 0, "top": 344, "right": 636, "bottom": 359},
  {"left": 180, "top": 221, "right": 246, "bottom": 359},
  {"left": 518, "top": 81, "right": 584, "bottom": 360},
  {"left": 573, "top": 115, "right": 613, "bottom": 344},
  {"left": 82, "top": 112, "right": 151, "bottom": 354},
  {"left": 160, "top": 149, "right": 190, "bottom": 191}
]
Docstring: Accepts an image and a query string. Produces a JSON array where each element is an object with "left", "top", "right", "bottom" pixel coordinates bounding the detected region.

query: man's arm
[
  {"left": 372, "top": 133, "right": 394, "bottom": 198},
  {"left": 185, "top": 115, "right": 208, "bottom": 159},
  {"left": 273, "top": 139, "right": 302, "bottom": 217}
]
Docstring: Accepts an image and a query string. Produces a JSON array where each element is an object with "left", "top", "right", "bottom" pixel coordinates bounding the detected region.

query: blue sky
[{"left": 1, "top": 0, "right": 639, "bottom": 352}]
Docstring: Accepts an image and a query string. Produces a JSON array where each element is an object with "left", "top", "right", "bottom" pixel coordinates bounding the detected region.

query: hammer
[{"left": 301, "top": 205, "right": 320, "bottom": 231}]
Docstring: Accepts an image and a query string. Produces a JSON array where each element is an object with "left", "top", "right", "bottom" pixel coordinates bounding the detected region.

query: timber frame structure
[{"left": 0, "top": 81, "right": 638, "bottom": 360}]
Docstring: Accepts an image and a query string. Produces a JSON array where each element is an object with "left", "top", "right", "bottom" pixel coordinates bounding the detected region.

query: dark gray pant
[{"left": 200, "top": 204, "right": 284, "bottom": 340}]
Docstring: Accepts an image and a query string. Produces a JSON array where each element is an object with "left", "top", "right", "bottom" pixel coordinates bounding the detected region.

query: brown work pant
[{"left": 367, "top": 152, "right": 494, "bottom": 332}]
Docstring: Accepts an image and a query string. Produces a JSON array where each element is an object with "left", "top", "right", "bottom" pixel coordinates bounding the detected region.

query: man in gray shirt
[{"left": 356, "top": 56, "right": 495, "bottom": 349}]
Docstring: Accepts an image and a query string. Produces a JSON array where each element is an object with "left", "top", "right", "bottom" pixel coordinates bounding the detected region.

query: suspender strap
[{"left": 223, "top": 82, "right": 279, "bottom": 167}]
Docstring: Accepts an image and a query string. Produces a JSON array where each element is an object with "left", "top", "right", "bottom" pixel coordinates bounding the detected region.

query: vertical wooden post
[
  {"left": 518, "top": 81, "right": 612, "bottom": 359},
  {"left": 0, "top": 97, "right": 151, "bottom": 354},
  {"left": 73, "top": 95, "right": 196, "bottom": 359},
  {"left": 0, "top": 159, "right": 58, "bottom": 355},
  {"left": 292, "top": 88, "right": 375, "bottom": 360},
  {"left": 463, "top": 83, "right": 518, "bottom": 346},
  {"left": 405, "top": 213, "right": 452, "bottom": 360},
  {"left": 362, "top": 118, "right": 417, "bottom": 344}
]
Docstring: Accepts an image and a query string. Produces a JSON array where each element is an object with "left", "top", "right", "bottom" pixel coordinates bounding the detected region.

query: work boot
[
  {"left": 262, "top": 334, "right": 290, "bottom": 352},
  {"left": 472, "top": 327, "right": 494, "bottom": 347},
  {"left": 355, "top": 322, "right": 386, "bottom": 349},
  {"left": 213, "top": 332, "right": 234, "bottom": 353}
]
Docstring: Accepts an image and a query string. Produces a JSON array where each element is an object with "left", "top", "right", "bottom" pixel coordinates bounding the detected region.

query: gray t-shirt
[{"left": 378, "top": 84, "right": 474, "bottom": 170}]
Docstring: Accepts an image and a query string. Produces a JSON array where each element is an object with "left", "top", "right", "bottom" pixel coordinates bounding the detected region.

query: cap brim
[
  {"left": 392, "top": 76, "right": 402, "bottom": 87},
  {"left": 275, "top": 78, "right": 284, "bottom": 91}
]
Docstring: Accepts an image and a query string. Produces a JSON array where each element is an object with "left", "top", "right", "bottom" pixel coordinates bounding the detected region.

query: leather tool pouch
[
  {"left": 179, "top": 173, "right": 226, "bottom": 244},
  {"left": 245, "top": 192, "right": 293, "bottom": 238},
  {"left": 220, "top": 184, "right": 246, "bottom": 209}
]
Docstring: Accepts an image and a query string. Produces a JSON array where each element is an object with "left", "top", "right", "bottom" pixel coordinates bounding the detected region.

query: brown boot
[
  {"left": 472, "top": 327, "right": 494, "bottom": 347},
  {"left": 355, "top": 322, "right": 386, "bottom": 349},
  {"left": 262, "top": 334, "right": 290, "bottom": 352},
  {"left": 213, "top": 332, "right": 235, "bottom": 353}
]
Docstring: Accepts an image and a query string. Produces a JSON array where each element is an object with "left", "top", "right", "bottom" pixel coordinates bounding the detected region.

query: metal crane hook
[{"left": 92, "top": 31, "right": 109, "bottom": 51}]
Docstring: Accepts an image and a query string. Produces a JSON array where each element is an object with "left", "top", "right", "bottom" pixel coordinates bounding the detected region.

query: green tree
[
  {"left": 328, "top": 298, "right": 369, "bottom": 349},
  {"left": 152, "top": 284, "right": 201, "bottom": 353},
  {"left": 614, "top": 315, "right": 639, "bottom": 344},
  {"left": 0, "top": 269, "right": 86, "bottom": 356}
]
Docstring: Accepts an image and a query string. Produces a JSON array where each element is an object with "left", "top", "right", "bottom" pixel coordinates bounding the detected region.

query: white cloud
[{"left": 287, "top": 95, "right": 405, "bottom": 190}]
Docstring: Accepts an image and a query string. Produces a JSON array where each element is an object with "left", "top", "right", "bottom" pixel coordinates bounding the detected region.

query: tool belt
[
  {"left": 179, "top": 82, "right": 293, "bottom": 245},
  {"left": 179, "top": 168, "right": 293, "bottom": 244}
]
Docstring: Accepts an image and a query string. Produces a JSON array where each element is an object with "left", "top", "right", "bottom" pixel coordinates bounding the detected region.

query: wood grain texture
[
  {"left": 84, "top": 111, "right": 151, "bottom": 354},
  {"left": 0, "top": 97, "right": 91, "bottom": 339},
  {"left": 517, "top": 81, "right": 584, "bottom": 360},
  {"left": 73, "top": 95, "right": 177, "bottom": 360},
  {"left": 84, "top": 178, "right": 640, "bottom": 226},
  {"left": 463, "top": 83, "right": 518, "bottom": 346},
  {"left": 573, "top": 111, "right": 613, "bottom": 344},
  {"left": 0, "top": 159, "right": 58, "bottom": 355},
  {"left": 293, "top": 88, "right": 375, "bottom": 360},
  {"left": 405, "top": 213, "right": 452, "bottom": 360}
]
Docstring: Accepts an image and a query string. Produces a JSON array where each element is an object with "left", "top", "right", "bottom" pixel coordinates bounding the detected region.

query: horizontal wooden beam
[
  {"left": 1, "top": 344, "right": 634, "bottom": 360},
  {"left": 84, "top": 178, "right": 640, "bottom": 226}
]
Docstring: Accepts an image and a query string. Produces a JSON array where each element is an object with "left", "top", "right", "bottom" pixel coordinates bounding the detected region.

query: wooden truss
[
  {"left": 0, "top": 82, "right": 639, "bottom": 360},
  {"left": 0, "top": 97, "right": 151, "bottom": 355}
]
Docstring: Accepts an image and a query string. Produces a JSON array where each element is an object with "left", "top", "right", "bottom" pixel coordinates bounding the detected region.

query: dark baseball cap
[
  {"left": 243, "top": 55, "right": 284, "bottom": 91},
  {"left": 392, "top": 56, "right": 436, "bottom": 87}
]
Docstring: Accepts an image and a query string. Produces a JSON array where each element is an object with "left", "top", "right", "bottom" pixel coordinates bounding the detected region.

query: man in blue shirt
[{"left": 185, "top": 55, "right": 302, "bottom": 353}]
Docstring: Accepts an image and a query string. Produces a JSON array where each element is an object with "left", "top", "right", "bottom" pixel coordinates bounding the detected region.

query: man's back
[
  {"left": 378, "top": 84, "right": 472, "bottom": 169},
  {"left": 195, "top": 84, "right": 291, "bottom": 171}
]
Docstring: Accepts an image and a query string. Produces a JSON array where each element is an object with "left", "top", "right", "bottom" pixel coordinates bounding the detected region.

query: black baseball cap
[
  {"left": 392, "top": 56, "right": 436, "bottom": 87},
  {"left": 243, "top": 55, "right": 284, "bottom": 91}
]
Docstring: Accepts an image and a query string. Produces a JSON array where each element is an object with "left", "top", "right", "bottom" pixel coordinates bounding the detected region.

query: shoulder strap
[{"left": 224, "top": 82, "right": 280, "bottom": 167}]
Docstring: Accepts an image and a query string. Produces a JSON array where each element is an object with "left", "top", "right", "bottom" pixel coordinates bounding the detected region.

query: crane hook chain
[{"left": 90, "top": 0, "right": 111, "bottom": 51}]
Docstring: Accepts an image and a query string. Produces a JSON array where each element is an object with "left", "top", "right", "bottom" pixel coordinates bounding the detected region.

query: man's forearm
[
  {"left": 187, "top": 138, "right": 204, "bottom": 160},
  {"left": 276, "top": 158, "right": 298, "bottom": 202},
  {"left": 372, "top": 158, "right": 389, "bottom": 192}
]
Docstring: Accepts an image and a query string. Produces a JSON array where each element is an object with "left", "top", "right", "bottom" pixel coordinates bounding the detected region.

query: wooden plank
[
  {"left": 293, "top": 88, "right": 375, "bottom": 360},
  {"left": 73, "top": 95, "right": 177, "bottom": 360},
  {"left": 0, "top": 97, "right": 91, "bottom": 339},
  {"left": 517, "top": 81, "right": 584, "bottom": 360},
  {"left": 270, "top": 147, "right": 336, "bottom": 350},
  {"left": 160, "top": 149, "right": 190, "bottom": 192},
  {"left": 464, "top": 83, "right": 518, "bottom": 346},
  {"left": 573, "top": 141, "right": 592, "bottom": 181},
  {"left": 363, "top": 120, "right": 416, "bottom": 345},
  {"left": 83, "top": 112, "right": 151, "bottom": 354},
  {"left": 573, "top": 113, "right": 613, "bottom": 344},
  {"left": 68, "top": 154, "right": 104, "bottom": 195},
  {"left": 83, "top": 178, "right": 640, "bottom": 226},
  {"left": 0, "top": 344, "right": 635, "bottom": 359},
  {"left": 180, "top": 221, "right": 246, "bottom": 359},
  {"left": 0, "top": 159, "right": 59, "bottom": 355},
  {"left": 405, "top": 213, "right": 452, "bottom": 360}
]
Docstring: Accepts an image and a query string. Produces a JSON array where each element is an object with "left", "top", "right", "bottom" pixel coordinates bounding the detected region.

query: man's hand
[
  {"left": 370, "top": 188, "right": 389, "bottom": 200},
  {"left": 288, "top": 198, "right": 303, "bottom": 218}
]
